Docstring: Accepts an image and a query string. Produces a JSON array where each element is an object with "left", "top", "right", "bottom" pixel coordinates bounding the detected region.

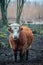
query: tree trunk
[
  {"left": 16, "top": 0, "right": 20, "bottom": 23},
  {"left": 16, "top": 0, "right": 24, "bottom": 24},
  {"left": 1, "top": 0, "right": 8, "bottom": 25}
]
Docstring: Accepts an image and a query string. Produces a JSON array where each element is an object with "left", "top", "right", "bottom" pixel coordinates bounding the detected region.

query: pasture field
[{"left": 0, "top": 22, "right": 43, "bottom": 65}]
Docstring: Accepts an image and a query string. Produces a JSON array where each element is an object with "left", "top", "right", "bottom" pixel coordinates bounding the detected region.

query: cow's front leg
[
  {"left": 13, "top": 49, "right": 17, "bottom": 62},
  {"left": 25, "top": 49, "right": 29, "bottom": 61}
]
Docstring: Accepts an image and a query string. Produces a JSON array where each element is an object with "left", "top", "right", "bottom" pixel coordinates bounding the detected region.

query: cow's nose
[{"left": 14, "top": 36, "right": 17, "bottom": 40}]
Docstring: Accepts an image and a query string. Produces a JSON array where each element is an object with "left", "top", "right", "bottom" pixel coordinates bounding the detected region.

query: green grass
[
  {"left": 0, "top": 21, "right": 43, "bottom": 48},
  {"left": 0, "top": 32, "right": 7, "bottom": 38},
  {"left": 24, "top": 24, "right": 43, "bottom": 35}
]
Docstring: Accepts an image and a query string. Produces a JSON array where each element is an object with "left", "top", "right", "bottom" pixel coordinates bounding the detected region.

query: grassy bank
[{"left": 0, "top": 22, "right": 43, "bottom": 48}]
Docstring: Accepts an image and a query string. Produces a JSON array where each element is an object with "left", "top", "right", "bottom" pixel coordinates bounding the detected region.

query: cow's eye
[
  {"left": 15, "top": 28, "right": 17, "bottom": 29},
  {"left": 10, "top": 27, "right": 11, "bottom": 29}
]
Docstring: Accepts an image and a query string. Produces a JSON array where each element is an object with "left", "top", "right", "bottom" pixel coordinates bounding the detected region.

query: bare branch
[
  {"left": 6, "top": 0, "right": 10, "bottom": 8},
  {"left": 16, "top": 0, "right": 26, "bottom": 23}
]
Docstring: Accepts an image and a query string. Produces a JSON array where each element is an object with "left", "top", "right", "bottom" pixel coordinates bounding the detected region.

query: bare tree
[
  {"left": 16, "top": 0, "right": 26, "bottom": 23},
  {"left": 0, "top": 0, "right": 10, "bottom": 25}
]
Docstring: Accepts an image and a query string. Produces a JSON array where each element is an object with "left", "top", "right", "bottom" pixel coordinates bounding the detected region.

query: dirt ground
[
  {"left": 0, "top": 35, "right": 43, "bottom": 65},
  {"left": 0, "top": 47, "right": 43, "bottom": 65}
]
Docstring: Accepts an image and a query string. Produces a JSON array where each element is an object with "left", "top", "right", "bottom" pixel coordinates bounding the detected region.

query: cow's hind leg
[
  {"left": 13, "top": 49, "right": 17, "bottom": 62},
  {"left": 19, "top": 51, "right": 25, "bottom": 62}
]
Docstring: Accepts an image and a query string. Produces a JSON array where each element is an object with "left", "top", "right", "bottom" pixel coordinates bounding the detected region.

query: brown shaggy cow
[{"left": 8, "top": 23, "right": 34, "bottom": 62}]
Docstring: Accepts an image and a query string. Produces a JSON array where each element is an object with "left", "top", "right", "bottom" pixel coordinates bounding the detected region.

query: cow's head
[{"left": 8, "top": 23, "right": 21, "bottom": 40}]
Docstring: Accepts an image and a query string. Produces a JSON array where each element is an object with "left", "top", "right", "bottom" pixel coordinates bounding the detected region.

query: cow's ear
[
  {"left": 21, "top": 28, "right": 23, "bottom": 31},
  {"left": 19, "top": 27, "right": 23, "bottom": 31},
  {"left": 7, "top": 23, "right": 13, "bottom": 27},
  {"left": 19, "top": 23, "right": 23, "bottom": 31}
]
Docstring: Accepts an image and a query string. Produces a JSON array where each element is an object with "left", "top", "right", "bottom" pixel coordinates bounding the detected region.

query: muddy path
[{"left": 0, "top": 35, "right": 43, "bottom": 65}]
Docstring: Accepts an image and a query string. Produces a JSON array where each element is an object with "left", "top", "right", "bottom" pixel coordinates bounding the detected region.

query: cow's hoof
[{"left": 14, "top": 60, "right": 17, "bottom": 62}]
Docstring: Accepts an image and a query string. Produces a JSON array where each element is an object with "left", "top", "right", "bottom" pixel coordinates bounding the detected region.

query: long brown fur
[{"left": 9, "top": 26, "right": 34, "bottom": 54}]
